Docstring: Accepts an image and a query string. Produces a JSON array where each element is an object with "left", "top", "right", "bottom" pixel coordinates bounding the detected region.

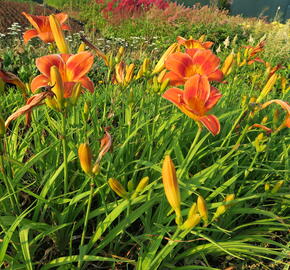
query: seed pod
[
  {"left": 78, "top": 143, "right": 92, "bottom": 175},
  {"left": 108, "top": 178, "right": 128, "bottom": 198}
]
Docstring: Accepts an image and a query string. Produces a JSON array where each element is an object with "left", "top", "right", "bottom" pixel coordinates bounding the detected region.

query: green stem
[
  {"left": 179, "top": 125, "right": 202, "bottom": 179},
  {"left": 0, "top": 139, "right": 20, "bottom": 214},
  {"left": 78, "top": 181, "right": 94, "bottom": 268},
  {"left": 61, "top": 113, "right": 68, "bottom": 193},
  {"left": 80, "top": 182, "right": 95, "bottom": 247}
]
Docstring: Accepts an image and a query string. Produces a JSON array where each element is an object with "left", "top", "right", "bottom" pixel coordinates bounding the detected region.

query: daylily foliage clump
[{"left": 0, "top": 9, "right": 289, "bottom": 270}]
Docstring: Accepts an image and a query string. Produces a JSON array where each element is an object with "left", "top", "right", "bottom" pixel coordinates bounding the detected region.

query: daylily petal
[
  {"left": 36, "top": 54, "right": 64, "bottom": 78},
  {"left": 203, "top": 41, "right": 214, "bottom": 49},
  {"left": 22, "top": 12, "right": 43, "bottom": 32},
  {"left": 208, "top": 69, "right": 224, "bottom": 82},
  {"left": 185, "top": 48, "right": 200, "bottom": 57},
  {"left": 205, "top": 86, "right": 222, "bottom": 111},
  {"left": 23, "top": 29, "right": 38, "bottom": 43},
  {"left": 66, "top": 52, "right": 94, "bottom": 81},
  {"left": 78, "top": 76, "right": 94, "bottom": 93},
  {"left": 38, "top": 31, "right": 55, "bottom": 43},
  {"left": 63, "top": 82, "right": 75, "bottom": 98},
  {"left": 163, "top": 71, "right": 185, "bottom": 86},
  {"left": 184, "top": 75, "right": 210, "bottom": 111},
  {"left": 199, "top": 114, "right": 220, "bottom": 135},
  {"left": 55, "top": 13, "right": 69, "bottom": 24},
  {"left": 162, "top": 87, "right": 184, "bottom": 106},
  {"left": 61, "top": 24, "right": 71, "bottom": 31},
  {"left": 192, "top": 50, "right": 220, "bottom": 75},
  {"left": 165, "top": 52, "right": 193, "bottom": 78},
  {"left": 31, "top": 74, "right": 49, "bottom": 92}
]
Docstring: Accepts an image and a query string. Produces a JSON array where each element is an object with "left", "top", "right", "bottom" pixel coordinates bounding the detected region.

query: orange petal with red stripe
[
  {"left": 36, "top": 54, "right": 64, "bottom": 78},
  {"left": 23, "top": 29, "right": 38, "bottom": 43},
  {"left": 199, "top": 114, "right": 220, "bottom": 135},
  {"left": 165, "top": 52, "right": 193, "bottom": 78},
  {"left": 31, "top": 74, "right": 49, "bottom": 93},
  {"left": 66, "top": 52, "right": 94, "bottom": 81}
]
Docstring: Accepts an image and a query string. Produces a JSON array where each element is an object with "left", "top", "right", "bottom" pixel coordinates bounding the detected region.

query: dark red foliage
[{"left": 96, "top": 0, "right": 169, "bottom": 23}]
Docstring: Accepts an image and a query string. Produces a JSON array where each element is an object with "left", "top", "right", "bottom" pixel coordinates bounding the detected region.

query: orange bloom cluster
[{"left": 162, "top": 36, "right": 223, "bottom": 135}]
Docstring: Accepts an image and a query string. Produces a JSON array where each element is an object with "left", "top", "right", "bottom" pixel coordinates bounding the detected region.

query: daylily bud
[
  {"left": 127, "top": 180, "right": 134, "bottom": 192},
  {"left": 92, "top": 163, "right": 100, "bottom": 175},
  {"left": 197, "top": 195, "right": 208, "bottom": 225},
  {"left": 213, "top": 194, "right": 235, "bottom": 220},
  {"left": 49, "top": 14, "right": 69, "bottom": 54},
  {"left": 152, "top": 43, "right": 178, "bottom": 74},
  {"left": 135, "top": 67, "right": 144, "bottom": 80},
  {"left": 108, "top": 178, "right": 128, "bottom": 198},
  {"left": 181, "top": 213, "right": 201, "bottom": 230},
  {"left": 198, "top": 34, "right": 206, "bottom": 42},
  {"left": 50, "top": 66, "right": 64, "bottom": 109},
  {"left": 281, "top": 77, "right": 287, "bottom": 93},
  {"left": 261, "top": 116, "right": 268, "bottom": 124},
  {"left": 264, "top": 183, "right": 270, "bottom": 191},
  {"left": 157, "top": 69, "right": 167, "bottom": 83},
  {"left": 160, "top": 78, "right": 170, "bottom": 93},
  {"left": 125, "top": 64, "right": 135, "bottom": 83},
  {"left": 115, "top": 46, "right": 125, "bottom": 63},
  {"left": 70, "top": 82, "right": 82, "bottom": 105},
  {"left": 77, "top": 42, "right": 86, "bottom": 53},
  {"left": 0, "top": 116, "right": 5, "bottom": 136},
  {"left": 152, "top": 76, "right": 159, "bottom": 92},
  {"left": 252, "top": 133, "right": 267, "bottom": 152},
  {"left": 256, "top": 73, "right": 278, "bottom": 103},
  {"left": 237, "top": 51, "right": 241, "bottom": 66},
  {"left": 271, "top": 180, "right": 284, "bottom": 193},
  {"left": 142, "top": 58, "right": 150, "bottom": 74},
  {"left": 132, "top": 176, "right": 149, "bottom": 199},
  {"left": 162, "top": 155, "right": 182, "bottom": 225},
  {"left": 221, "top": 52, "right": 235, "bottom": 76},
  {"left": 83, "top": 102, "right": 89, "bottom": 121},
  {"left": 78, "top": 143, "right": 92, "bottom": 175}
]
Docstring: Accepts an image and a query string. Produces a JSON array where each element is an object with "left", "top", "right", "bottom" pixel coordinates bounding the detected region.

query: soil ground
[{"left": 0, "top": 1, "right": 84, "bottom": 34}]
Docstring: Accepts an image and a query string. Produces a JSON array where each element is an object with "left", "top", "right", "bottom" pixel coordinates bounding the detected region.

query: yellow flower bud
[
  {"left": 70, "top": 82, "right": 82, "bottom": 105},
  {"left": 142, "top": 58, "right": 150, "bottom": 74},
  {"left": 221, "top": 52, "right": 235, "bottom": 76},
  {"left": 127, "top": 180, "right": 134, "bottom": 192},
  {"left": 115, "top": 46, "right": 125, "bottom": 63},
  {"left": 264, "top": 183, "right": 270, "bottom": 191},
  {"left": 181, "top": 214, "right": 201, "bottom": 230},
  {"left": 49, "top": 14, "right": 69, "bottom": 54},
  {"left": 77, "top": 42, "right": 86, "bottom": 53},
  {"left": 162, "top": 155, "right": 182, "bottom": 225},
  {"left": 213, "top": 194, "right": 235, "bottom": 220},
  {"left": 78, "top": 143, "right": 92, "bottom": 175},
  {"left": 0, "top": 116, "right": 5, "bottom": 136},
  {"left": 108, "top": 178, "right": 128, "bottom": 198},
  {"left": 271, "top": 180, "right": 284, "bottom": 193},
  {"left": 157, "top": 69, "right": 167, "bottom": 83},
  {"left": 256, "top": 73, "right": 278, "bottom": 103},
  {"left": 152, "top": 43, "right": 178, "bottom": 74},
  {"left": 197, "top": 195, "right": 208, "bottom": 224},
  {"left": 92, "top": 163, "right": 100, "bottom": 175},
  {"left": 125, "top": 64, "right": 135, "bottom": 84},
  {"left": 50, "top": 66, "right": 64, "bottom": 109},
  {"left": 131, "top": 176, "right": 149, "bottom": 198},
  {"left": 160, "top": 78, "right": 170, "bottom": 93}
]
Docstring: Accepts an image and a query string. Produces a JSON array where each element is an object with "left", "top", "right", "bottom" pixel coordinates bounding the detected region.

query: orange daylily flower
[
  {"left": 5, "top": 91, "right": 54, "bottom": 128},
  {"left": 163, "top": 74, "right": 222, "bottom": 135},
  {"left": 22, "top": 12, "right": 70, "bottom": 43},
  {"left": 177, "top": 36, "right": 213, "bottom": 50},
  {"left": 164, "top": 50, "right": 224, "bottom": 86},
  {"left": 31, "top": 52, "right": 94, "bottom": 97},
  {"left": 244, "top": 41, "right": 265, "bottom": 65}
]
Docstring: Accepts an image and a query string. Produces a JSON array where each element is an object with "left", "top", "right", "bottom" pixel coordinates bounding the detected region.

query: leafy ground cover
[{"left": 0, "top": 1, "right": 289, "bottom": 269}]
